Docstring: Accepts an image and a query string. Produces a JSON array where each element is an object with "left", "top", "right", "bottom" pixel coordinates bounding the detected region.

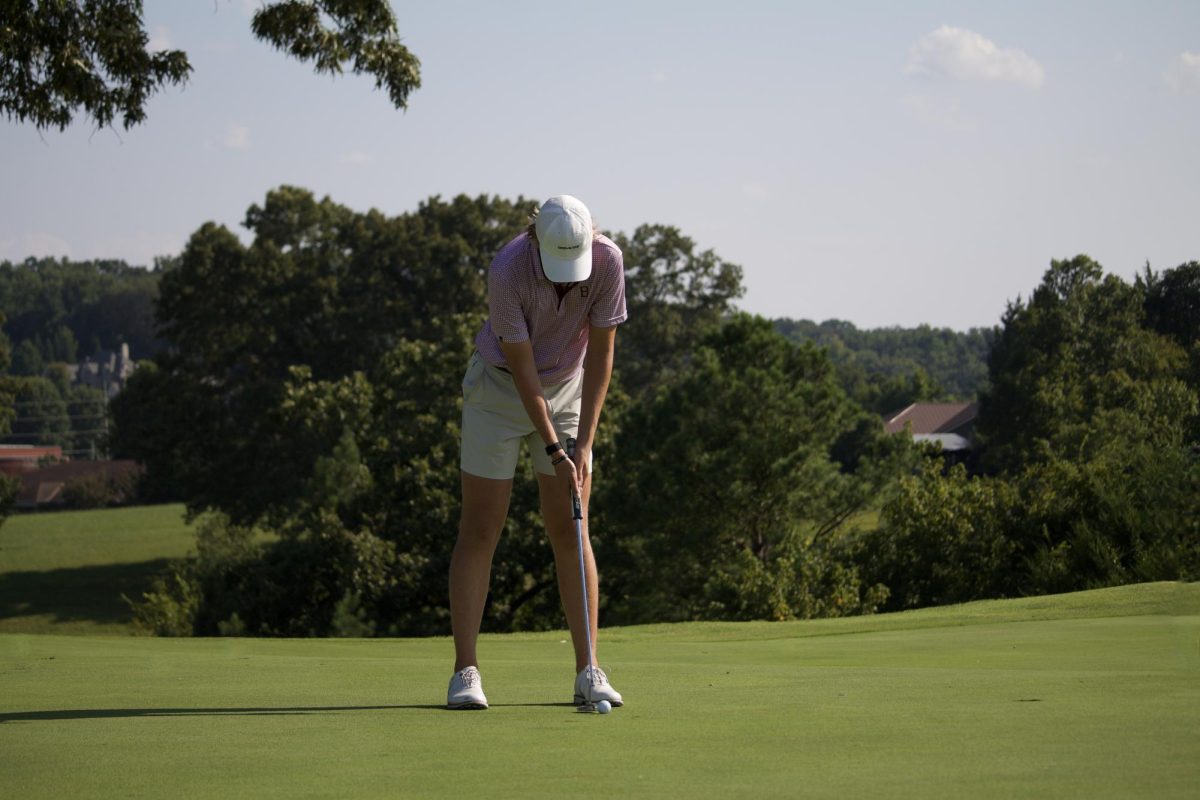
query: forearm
[
  {"left": 577, "top": 326, "right": 616, "bottom": 449},
  {"left": 498, "top": 339, "right": 560, "bottom": 448}
]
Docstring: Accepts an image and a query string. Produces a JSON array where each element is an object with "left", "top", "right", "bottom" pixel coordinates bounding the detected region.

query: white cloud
[
  {"left": 1164, "top": 52, "right": 1200, "bottom": 94},
  {"left": 906, "top": 25, "right": 1045, "bottom": 89},
  {"left": 147, "top": 26, "right": 171, "bottom": 52},
  {"left": 338, "top": 152, "right": 374, "bottom": 166},
  {"left": 223, "top": 124, "right": 250, "bottom": 150}
]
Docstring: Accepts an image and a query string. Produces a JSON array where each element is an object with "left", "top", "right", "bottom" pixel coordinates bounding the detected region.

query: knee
[{"left": 456, "top": 516, "right": 503, "bottom": 550}]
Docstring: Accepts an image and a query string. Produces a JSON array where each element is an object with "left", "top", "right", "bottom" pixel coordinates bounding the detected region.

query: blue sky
[{"left": 3, "top": 1, "right": 1198, "bottom": 330}]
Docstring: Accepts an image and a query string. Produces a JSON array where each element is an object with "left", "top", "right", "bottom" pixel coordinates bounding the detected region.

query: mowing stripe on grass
[{"left": 1, "top": 583, "right": 1197, "bottom": 799}]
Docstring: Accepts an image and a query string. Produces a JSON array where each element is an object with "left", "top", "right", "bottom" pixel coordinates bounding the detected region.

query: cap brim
[{"left": 539, "top": 246, "right": 592, "bottom": 283}]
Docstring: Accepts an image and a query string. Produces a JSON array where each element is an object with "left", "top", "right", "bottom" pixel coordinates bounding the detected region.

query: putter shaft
[{"left": 565, "top": 437, "right": 596, "bottom": 704}]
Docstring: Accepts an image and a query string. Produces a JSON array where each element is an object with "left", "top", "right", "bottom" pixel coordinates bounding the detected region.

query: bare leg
[
  {"left": 449, "top": 471, "right": 513, "bottom": 672},
  {"left": 537, "top": 469, "right": 597, "bottom": 672}
]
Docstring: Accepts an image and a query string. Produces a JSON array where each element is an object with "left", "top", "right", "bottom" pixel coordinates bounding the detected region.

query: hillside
[{"left": 0, "top": 504, "right": 193, "bottom": 634}]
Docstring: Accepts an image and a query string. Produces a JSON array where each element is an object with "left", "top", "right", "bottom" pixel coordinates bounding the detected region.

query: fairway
[
  {"left": 0, "top": 505, "right": 194, "bottom": 635},
  {"left": 1, "top": 583, "right": 1196, "bottom": 799}
]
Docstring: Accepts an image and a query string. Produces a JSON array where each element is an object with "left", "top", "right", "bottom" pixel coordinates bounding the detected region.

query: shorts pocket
[{"left": 462, "top": 354, "right": 485, "bottom": 401}]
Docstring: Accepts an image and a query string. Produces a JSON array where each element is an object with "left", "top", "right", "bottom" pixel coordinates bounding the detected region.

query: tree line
[
  {"left": 0, "top": 258, "right": 159, "bottom": 458},
  {"left": 2, "top": 187, "right": 1196, "bottom": 635},
  {"left": 861, "top": 257, "right": 1200, "bottom": 608},
  {"left": 773, "top": 318, "right": 993, "bottom": 413},
  {"left": 94, "top": 186, "right": 908, "bottom": 635}
]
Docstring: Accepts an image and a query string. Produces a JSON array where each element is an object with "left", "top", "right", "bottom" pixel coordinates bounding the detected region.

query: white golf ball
[{"left": 596, "top": 700, "right": 612, "bottom": 714}]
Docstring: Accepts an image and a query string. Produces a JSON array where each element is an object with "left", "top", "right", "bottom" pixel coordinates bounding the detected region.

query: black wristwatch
[{"left": 545, "top": 441, "right": 564, "bottom": 456}]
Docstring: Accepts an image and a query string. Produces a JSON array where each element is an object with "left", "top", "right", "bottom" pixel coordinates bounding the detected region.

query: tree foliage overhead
[
  {"left": 0, "top": 0, "right": 420, "bottom": 131},
  {"left": 0, "top": 0, "right": 190, "bottom": 130},
  {"left": 250, "top": 0, "right": 420, "bottom": 112}
]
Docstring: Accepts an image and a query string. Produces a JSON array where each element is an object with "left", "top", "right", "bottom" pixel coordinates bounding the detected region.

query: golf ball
[{"left": 596, "top": 700, "right": 612, "bottom": 714}]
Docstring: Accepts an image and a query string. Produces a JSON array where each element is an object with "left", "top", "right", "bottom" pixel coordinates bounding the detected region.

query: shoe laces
[
  {"left": 585, "top": 665, "right": 608, "bottom": 686},
  {"left": 460, "top": 667, "right": 480, "bottom": 688}
]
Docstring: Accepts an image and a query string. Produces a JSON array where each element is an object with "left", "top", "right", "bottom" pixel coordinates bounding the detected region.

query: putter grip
[{"left": 565, "top": 437, "right": 583, "bottom": 521}]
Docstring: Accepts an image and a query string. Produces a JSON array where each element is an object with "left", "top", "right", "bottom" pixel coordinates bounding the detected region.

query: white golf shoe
[
  {"left": 574, "top": 665, "right": 623, "bottom": 707},
  {"left": 447, "top": 666, "right": 488, "bottom": 710}
]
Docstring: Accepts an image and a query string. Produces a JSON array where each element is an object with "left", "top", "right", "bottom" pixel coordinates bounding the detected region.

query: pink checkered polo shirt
[{"left": 475, "top": 232, "right": 628, "bottom": 386}]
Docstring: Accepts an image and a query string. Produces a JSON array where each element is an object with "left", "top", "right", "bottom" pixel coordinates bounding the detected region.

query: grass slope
[
  {"left": 2, "top": 582, "right": 1197, "bottom": 799},
  {"left": 0, "top": 505, "right": 193, "bottom": 634}
]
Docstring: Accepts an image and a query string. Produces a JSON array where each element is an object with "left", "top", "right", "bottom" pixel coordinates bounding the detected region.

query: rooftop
[{"left": 883, "top": 402, "right": 979, "bottom": 436}]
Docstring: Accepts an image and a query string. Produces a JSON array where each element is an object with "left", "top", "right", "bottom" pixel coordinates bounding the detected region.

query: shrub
[
  {"left": 860, "top": 462, "right": 1022, "bottom": 611},
  {"left": 130, "top": 510, "right": 400, "bottom": 637},
  {"left": 62, "top": 467, "right": 140, "bottom": 509}
]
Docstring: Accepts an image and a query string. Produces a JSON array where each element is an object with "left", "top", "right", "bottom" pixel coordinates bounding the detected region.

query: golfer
[{"left": 447, "top": 195, "right": 626, "bottom": 710}]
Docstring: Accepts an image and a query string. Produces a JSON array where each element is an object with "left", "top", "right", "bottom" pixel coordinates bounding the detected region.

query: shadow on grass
[
  {"left": 0, "top": 559, "right": 172, "bottom": 626},
  {"left": 0, "top": 703, "right": 576, "bottom": 723}
]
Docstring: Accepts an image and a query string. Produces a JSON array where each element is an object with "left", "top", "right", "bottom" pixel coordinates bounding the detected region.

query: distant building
[
  {"left": 0, "top": 445, "right": 64, "bottom": 476},
  {"left": 66, "top": 343, "right": 137, "bottom": 399},
  {"left": 883, "top": 402, "right": 979, "bottom": 458},
  {"left": 14, "top": 459, "right": 140, "bottom": 510}
]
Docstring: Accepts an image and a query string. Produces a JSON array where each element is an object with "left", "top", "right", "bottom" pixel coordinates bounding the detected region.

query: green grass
[
  {"left": 0, "top": 505, "right": 194, "bottom": 634},
  {"left": 2, "top": 582, "right": 1197, "bottom": 799}
]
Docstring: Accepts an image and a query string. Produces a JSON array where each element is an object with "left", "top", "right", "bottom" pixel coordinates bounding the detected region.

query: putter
[{"left": 566, "top": 437, "right": 598, "bottom": 713}]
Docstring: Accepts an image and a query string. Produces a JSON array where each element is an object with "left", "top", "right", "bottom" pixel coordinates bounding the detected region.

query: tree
[
  {"left": 116, "top": 187, "right": 533, "bottom": 523},
  {"left": 774, "top": 318, "right": 994, "bottom": 402},
  {"left": 9, "top": 339, "right": 43, "bottom": 376},
  {"left": 1140, "top": 261, "right": 1200, "bottom": 442},
  {"left": 1141, "top": 261, "right": 1200, "bottom": 351},
  {"left": 8, "top": 376, "right": 70, "bottom": 447},
  {"left": 0, "top": 257, "right": 163, "bottom": 364},
  {"left": 861, "top": 463, "right": 1022, "bottom": 610},
  {"left": 863, "top": 256, "right": 1200, "bottom": 612},
  {"left": 976, "top": 255, "right": 1190, "bottom": 474},
  {"left": 0, "top": 315, "right": 20, "bottom": 523},
  {"left": 600, "top": 314, "right": 897, "bottom": 623},
  {"left": 118, "top": 188, "right": 765, "bottom": 635},
  {"left": 1, "top": 0, "right": 420, "bottom": 131},
  {"left": 66, "top": 383, "right": 107, "bottom": 457},
  {"left": 610, "top": 224, "right": 744, "bottom": 399},
  {"left": 0, "top": 314, "right": 14, "bottom": 435}
]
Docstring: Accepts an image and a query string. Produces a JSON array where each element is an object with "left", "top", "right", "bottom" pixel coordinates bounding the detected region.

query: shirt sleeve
[
  {"left": 488, "top": 255, "right": 529, "bottom": 343},
  {"left": 589, "top": 246, "right": 629, "bottom": 328}
]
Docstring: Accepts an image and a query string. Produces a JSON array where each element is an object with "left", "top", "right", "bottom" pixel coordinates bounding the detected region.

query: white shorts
[{"left": 460, "top": 352, "right": 585, "bottom": 480}]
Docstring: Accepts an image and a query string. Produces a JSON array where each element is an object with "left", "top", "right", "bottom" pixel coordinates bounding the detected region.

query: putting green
[{"left": 2, "top": 582, "right": 1197, "bottom": 798}]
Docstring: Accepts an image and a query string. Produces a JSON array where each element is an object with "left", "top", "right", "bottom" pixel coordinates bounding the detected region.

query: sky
[{"left": 2, "top": 0, "right": 1198, "bottom": 331}]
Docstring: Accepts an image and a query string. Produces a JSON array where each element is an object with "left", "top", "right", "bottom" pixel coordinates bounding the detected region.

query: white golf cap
[{"left": 535, "top": 195, "right": 593, "bottom": 283}]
